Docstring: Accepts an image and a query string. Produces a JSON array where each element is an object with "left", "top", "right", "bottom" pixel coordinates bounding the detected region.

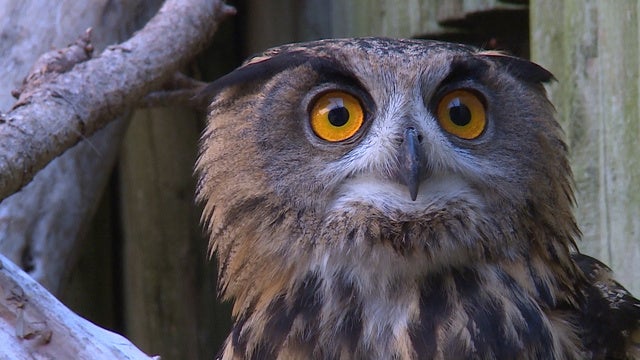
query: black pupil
[
  {"left": 449, "top": 102, "right": 471, "bottom": 126},
  {"left": 328, "top": 107, "right": 350, "bottom": 127}
]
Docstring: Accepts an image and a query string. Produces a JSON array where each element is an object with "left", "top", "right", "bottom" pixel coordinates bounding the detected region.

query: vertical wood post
[{"left": 531, "top": 0, "right": 640, "bottom": 294}]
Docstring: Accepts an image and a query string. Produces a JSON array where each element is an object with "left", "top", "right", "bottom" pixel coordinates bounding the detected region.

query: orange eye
[
  {"left": 310, "top": 91, "right": 364, "bottom": 142},
  {"left": 436, "top": 89, "right": 486, "bottom": 140}
]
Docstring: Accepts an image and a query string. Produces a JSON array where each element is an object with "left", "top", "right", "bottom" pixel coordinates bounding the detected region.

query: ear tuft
[
  {"left": 478, "top": 51, "right": 555, "bottom": 84},
  {"left": 197, "top": 51, "right": 310, "bottom": 105}
]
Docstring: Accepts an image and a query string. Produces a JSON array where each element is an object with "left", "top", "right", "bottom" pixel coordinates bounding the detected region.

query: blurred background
[{"left": 0, "top": 1, "right": 638, "bottom": 359}]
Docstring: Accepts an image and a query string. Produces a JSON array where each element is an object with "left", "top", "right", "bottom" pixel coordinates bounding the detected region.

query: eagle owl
[{"left": 196, "top": 38, "right": 640, "bottom": 359}]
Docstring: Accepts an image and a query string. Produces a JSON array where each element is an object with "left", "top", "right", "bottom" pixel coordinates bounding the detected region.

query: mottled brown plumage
[{"left": 196, "top": 38, "right": 640, "bottom": 359}]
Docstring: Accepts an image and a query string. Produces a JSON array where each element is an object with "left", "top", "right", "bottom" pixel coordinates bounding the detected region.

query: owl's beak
[{"left": 397, "top": 127, "right": 426, "bottom": 201}]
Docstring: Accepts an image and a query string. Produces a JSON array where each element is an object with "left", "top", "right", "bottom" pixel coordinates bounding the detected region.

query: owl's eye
[
  {"left": 436, "top": 89, "right": 486, "bottom": 140},
  {"left": 309, "top": 91, "right": 364, "bottom": 142}
]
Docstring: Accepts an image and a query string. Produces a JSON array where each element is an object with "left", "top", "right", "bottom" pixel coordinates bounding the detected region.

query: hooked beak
[{"left": 397, "top": 127, "right": 426, "bottom": 201}]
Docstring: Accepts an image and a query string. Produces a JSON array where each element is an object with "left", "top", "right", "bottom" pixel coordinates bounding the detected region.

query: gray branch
[
  {"left": 0, "top": 0, "right": 235, "bottom": 202},
  {"left": 0, "top": 253, "right": 158, "bottom": 359}
]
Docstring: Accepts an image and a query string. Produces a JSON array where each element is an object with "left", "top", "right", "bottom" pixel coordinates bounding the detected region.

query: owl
[{"left": 196, "top": 38, "right": 640, "bottom": 359}]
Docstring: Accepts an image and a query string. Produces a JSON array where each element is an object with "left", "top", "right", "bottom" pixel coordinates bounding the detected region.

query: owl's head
[{"left": 196, "top": 38, "right": 578, "bottom": 306}]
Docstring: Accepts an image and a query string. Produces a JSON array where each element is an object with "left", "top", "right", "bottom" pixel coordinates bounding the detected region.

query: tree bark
[{"left": 0, "top": 0, "right": 235, "bottom": 203}]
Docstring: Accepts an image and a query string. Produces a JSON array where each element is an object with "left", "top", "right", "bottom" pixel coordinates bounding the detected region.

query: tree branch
[
  {"left": 0, "top": 0, "right": 236, "bottom": 202},
  {"left": 10, "top": 28, "right": 94, "bottom": 104},
  {"left": 0, "top": 253, "right": 157, "bottom": 359}
]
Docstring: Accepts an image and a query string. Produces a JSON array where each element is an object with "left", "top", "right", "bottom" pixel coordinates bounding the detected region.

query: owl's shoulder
[{"left": 572, "top": 253, "right": 640, "bottom": 359}]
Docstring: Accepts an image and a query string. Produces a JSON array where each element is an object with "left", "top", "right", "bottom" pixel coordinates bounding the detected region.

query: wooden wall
[{"left": 531, "top": 0, "right": 640, "bottom": 297}]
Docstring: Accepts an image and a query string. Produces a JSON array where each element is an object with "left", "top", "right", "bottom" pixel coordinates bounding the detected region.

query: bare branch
[
  {"left": 0, "top": 0, "right": 236, "bottom": 202},
  {"left": 11, "top": 28, "right": 94, "bottom": 103},
  {"left": 0, "top": 254, "right": 156, "bottom": 359}
]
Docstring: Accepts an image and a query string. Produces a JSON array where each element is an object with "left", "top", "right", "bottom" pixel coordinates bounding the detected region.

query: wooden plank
[
  {"left": 244, "top": 0, "right": 298, "bottom": 52},
  {"left": 119, "top": 107, "right": 222, "bottom": 359},
  {"left": 62, "top": 185, "right": 119, "bottom": 333},
  {"left": 328, "top": 0, "right": 528, "bottom": 42},
  {"left": 531, "top": 0, "right": 640, "bottom": 294},
  {"left": 331, "top": 0, "right": 444, "bottom": 38},
  {"left": 330, "top": 0, "right": 360, "bottom": 37},
  {"left": 437, "top": 0, "right": 524, "bottom": 25},
  {"left": 597, "top": 2, "right": 640, "bottom": 293}
]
